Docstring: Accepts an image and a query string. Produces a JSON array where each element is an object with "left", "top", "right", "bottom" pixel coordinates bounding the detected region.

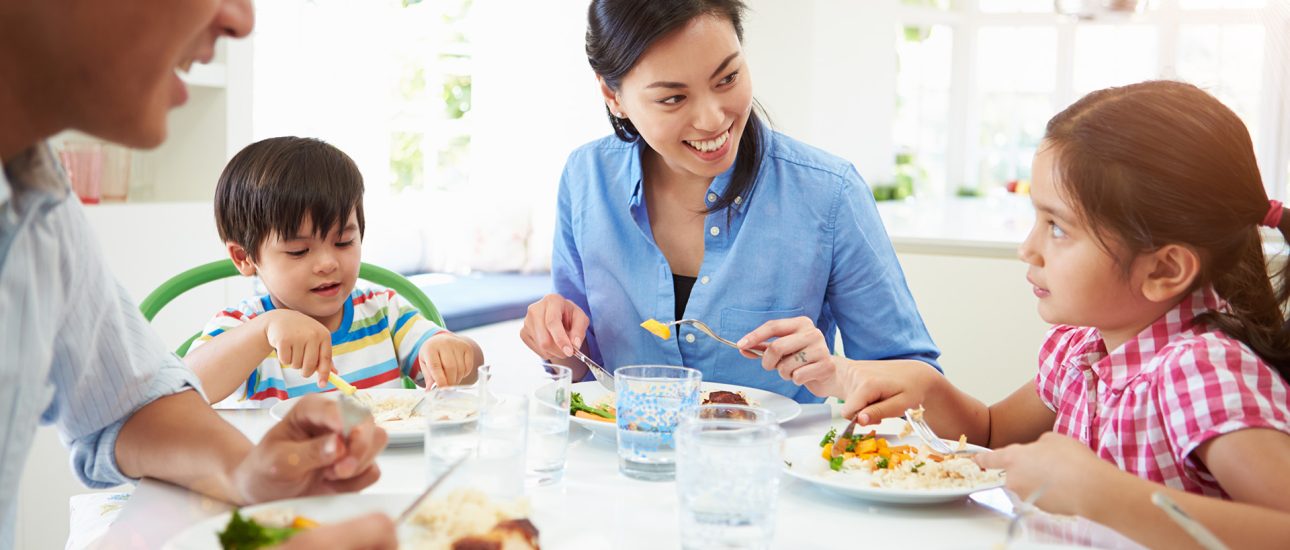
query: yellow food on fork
[
  {"left": 328, "top": 372, "right": 358, "bottom": 395},
  {"left": 640, "top": 318, "right": 672, "bottom": 340}
]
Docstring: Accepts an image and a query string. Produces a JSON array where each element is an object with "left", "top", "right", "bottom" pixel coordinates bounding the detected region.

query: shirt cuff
[{"left": 69, "top": 359, "right": 205, "bottom": 488}]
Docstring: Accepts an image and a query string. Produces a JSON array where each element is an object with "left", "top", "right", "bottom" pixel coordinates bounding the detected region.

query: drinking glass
[
  {"left": 676, "top": 405, "right": 784, "bottom": 550},
  {"left": 614, "top": 365, "right": 701, "bottom": 481},
  {"left": 474, "top": 393, "right": 528, "bottom": 499},
  {"left": 423, "top": 365, "right": 491, "bottom": 481},
  {"left": 521, "top": 363, "right": 572, "bottom": 485}
]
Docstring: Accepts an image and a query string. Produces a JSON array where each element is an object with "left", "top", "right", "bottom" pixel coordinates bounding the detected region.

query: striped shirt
[
  {"left": 1036, "top": 286, "right": 1290, "bottom": 497},
  {"left": 189, "top": 288, "right": 443, "bottom": 407},
  {"left": 0, "top": 144, "right": 202, "bottom": 545}
]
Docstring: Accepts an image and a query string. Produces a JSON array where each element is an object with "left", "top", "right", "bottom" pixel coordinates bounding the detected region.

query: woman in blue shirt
[{"left": 520, "top": 0, "right": 940, "bottom": 403}]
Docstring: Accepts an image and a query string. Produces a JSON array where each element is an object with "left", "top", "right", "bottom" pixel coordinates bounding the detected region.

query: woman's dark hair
[
  {"left": 1044, "top": 80, "right": 1289, "bottom": 377},
  {"left": 586, "top": 0, "right": 765, "bottom": 214},
  {"left": 214, "top": 136, "right": 366, "bottom": 262}
]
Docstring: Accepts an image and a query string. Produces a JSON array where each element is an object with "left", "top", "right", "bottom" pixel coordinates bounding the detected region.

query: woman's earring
[{"left": 614, "top": 111, "right": 625, "bottom": 118}]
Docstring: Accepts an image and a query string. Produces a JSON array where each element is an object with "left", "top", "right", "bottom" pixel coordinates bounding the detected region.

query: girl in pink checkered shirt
[{"left": 839, "top": 80, "right": 1290, "bottom": 548}]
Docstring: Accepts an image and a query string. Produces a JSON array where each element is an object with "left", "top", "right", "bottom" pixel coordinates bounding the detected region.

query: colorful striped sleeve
[
  {"left": 385, "top": 291, "right": 444, "bottom": 380},
  {"left": 186, "top": 301, "right": 263, "bottom": 403}
]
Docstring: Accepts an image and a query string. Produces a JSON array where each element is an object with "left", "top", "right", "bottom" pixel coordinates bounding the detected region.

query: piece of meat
[
  {"left": 451, "top": 519, "right": 541, "bottom": 550},
  {"left": 702, "top": 390, "right": 749, "bottom": 405}
]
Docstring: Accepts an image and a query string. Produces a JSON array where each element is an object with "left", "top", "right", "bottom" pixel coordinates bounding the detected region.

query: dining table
[{"left": 92, "top": 371, "right": 1145, "bottom": 550}]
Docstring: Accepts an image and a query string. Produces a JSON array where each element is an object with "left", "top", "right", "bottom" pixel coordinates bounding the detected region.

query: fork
[
  {"left": 1151, "top": 492, "right": 1230, "bottom": 550},
  {"left": 664, "top": 319, "right": 765, "bottom": 357},
  {"left": 903, "top": 407, "right": 980, "bottom": 456}
]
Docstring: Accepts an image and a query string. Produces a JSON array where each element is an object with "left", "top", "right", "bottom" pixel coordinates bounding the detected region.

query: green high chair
[{"left": 139, "top": 259, "right": 444, "bottom": 359}]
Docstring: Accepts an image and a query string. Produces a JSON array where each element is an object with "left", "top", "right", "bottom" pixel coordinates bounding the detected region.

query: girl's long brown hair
[{"left": 1044, "top": 80, "right": 1289, "bottom": 377}]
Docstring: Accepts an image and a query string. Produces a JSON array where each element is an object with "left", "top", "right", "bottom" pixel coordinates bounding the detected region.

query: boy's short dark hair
[{"left": 214, "top": 137, "right": 365, "bottom": 261}]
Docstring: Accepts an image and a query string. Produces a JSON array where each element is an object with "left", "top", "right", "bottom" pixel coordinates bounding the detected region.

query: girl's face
[
  {"left": 247, "top": 212, "right": 363, "bottom": 327},
  {"left": 1018, "top": 147, "right": 1158, "bottom": 335},
  {"left": 604, "top": 14, "right": 754, "bottom": 181}
]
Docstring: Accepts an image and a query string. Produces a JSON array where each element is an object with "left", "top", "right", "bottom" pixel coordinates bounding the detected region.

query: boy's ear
[
  {"left": 1139, "top": 244, "right": 1201, "bottom": 303},
  {"left": 597, "top": 76, "right": 625, "bottom": 119},
  {"left": 227, "top": 242, "right": 257, "bottom": 276}
]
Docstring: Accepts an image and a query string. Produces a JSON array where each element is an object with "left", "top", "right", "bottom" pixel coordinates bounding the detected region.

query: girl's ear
[
  {"left": 227, "top": 242, "right": 257, "bottom": 276},
  {"left": 1139, "top": 244, "right": 1201, "bottom": 303},
  {"left": 598, "top": 76, "right": 625, "bottom": 118}
]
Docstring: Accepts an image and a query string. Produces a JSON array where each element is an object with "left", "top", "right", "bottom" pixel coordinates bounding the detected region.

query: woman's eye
[
  {"left": 658, "top": 95, "right": 685, "bottom": 105},
  {"left": 719, "top": 71, "right": 739, "bottom": 86},
  {"left": 1048, "top": 222, "right": 1067, "bottom": 239},
  {"left": 286, "top": 249, "right": 308, "bottom": 257}
]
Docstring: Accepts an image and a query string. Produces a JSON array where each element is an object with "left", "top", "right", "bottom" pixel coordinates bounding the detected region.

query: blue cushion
[{"left": 408, "top": 272, "right": 551, "bottom": 330}]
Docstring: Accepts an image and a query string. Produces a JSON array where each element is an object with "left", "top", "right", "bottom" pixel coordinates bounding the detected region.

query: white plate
[
  {"left": 781, "top": 431, "right": 1004, "bottom": 504},
  {"left": 269, "top": 388, "right": 428, "bottom": 447},
  {"left": 568, "top": 380, "right": 803, "bottom": 440},
  {"left": 162, "top": 492, "right": 566, "bottom": 549}
]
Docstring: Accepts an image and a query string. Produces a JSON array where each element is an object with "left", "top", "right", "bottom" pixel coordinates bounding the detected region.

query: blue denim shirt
[{"left": 553, "top": 131, "right": 940, "bottom": 403}]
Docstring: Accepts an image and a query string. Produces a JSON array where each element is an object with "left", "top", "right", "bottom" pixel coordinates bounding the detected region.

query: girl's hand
[
  {"left": 974, "top": 431, "right": 1114, "bottom": 516},
  {"left": 737, "top": 317, "right": 838, "bottom": 396},
  {"left": 419, "top": 332, "right": 482, "bottom": 387},
  {"left": 519, "top": 293, "right": 590, "bottom": 359},
  {"left": 265, "top": 310, "right": 335, "bottom": 388},
  {"left": 276, "top": 513, "right": 397, "bottom": 550},
  {"left": 838, "top": 361, "right": 943, "bottom": 423}
]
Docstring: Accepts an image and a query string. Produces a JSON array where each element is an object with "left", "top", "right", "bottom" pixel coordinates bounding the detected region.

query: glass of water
[
  {"left": 615, "top": 365, "right": 701, "bottom": 481},
  {"left": 676, "top": 405, "right": 784, "bottom": 550},
  {"left": 521, "top": 363, "right": 572, "bottom": 485},
  {"left": 475, "top": 393, "right": 528, "bottom": 499},
  {"left": 423, "top": 365, "right": 490, "bottom": 481}
]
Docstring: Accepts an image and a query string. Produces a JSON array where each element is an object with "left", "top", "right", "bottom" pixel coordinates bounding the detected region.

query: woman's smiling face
[{"left": 604, "top": 14, "right": 754, "bottom": 180}]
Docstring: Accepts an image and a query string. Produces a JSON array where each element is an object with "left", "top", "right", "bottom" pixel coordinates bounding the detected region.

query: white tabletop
[{"left": 94, "top": 398, "right": 1147, "bottom": 550}]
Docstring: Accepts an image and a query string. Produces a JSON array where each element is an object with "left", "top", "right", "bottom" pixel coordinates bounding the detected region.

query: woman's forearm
[
  {"left": 115, "top": 390, "right": 254, "bottom": 504},
  {"left": 184, "top": 313, "right": 275, "bottom": 403}
]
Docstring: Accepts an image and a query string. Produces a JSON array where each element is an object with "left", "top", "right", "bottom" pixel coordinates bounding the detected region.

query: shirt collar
[
  {"left": 1085, "top": 286, "right": 1223, "bottom": 392},
  {"left": 1, "top": 142, "right": 70, "bottom": 206},
  {"left": 624, "top": 138, "right": 745, "bottom": 213}
]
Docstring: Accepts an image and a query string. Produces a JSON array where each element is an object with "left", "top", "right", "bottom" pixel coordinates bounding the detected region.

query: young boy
[{"left": 186, "top": 136, "right": 482, "bottom": 406}]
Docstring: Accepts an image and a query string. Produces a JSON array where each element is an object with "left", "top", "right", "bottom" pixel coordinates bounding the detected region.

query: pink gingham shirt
[{"left": 1036, "top": 286, "right": 1290, "bottom": 498}]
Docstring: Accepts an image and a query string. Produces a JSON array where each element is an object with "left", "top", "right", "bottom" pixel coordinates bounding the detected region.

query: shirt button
[
  {"left": 709, "top": 226, "right": 720, "bottom": 237},
  {"left": 707, "top": 193, "right": 717, "bottom": 202},
  {"left": 685, "top": 333, "right": 696, "bottom": 343},
  {"left": 700, "top": 276, "right": 710, "bottom": 284},
  {"left": 734, "top": 196, "right": 743, "bottom": 205}
]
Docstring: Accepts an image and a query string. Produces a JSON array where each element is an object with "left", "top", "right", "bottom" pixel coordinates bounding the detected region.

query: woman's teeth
[{"left": 685, "top": 131, "right": 729, "bottom": 153}]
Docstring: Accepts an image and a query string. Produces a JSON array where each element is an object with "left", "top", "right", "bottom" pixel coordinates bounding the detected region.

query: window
[{"left": 892, "top": 1, "right": 1287, "bottom": 201}]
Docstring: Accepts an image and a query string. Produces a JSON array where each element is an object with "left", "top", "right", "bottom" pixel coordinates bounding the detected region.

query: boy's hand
[
  {"left": 418, "top": 332, "right": 482, "bottom": 387},
  {"left": 264, "top": 310, "right": 335, "bottom": 388}
]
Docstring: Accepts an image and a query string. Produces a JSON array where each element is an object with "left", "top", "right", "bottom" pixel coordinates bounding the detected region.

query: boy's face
[
  {"left": 249, "top": 212, "right": 362, "bottom": 326},
  {"left": 1018, "top": 147, "right": 1155, "bottom": 335}
]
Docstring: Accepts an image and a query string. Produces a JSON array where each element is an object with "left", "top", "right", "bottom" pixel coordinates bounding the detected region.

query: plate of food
[
  {"left": 567, "top": 380, "right": 802, "bottom": 439},
  {"left": 269, "top": 388, "right": 462, "bottom": 447},
  {"left": 781, "top": 424, "right": 1004, "bottom": 504},
  {"left": 162, "top": 489, "right": 546, "bottom": 550}
]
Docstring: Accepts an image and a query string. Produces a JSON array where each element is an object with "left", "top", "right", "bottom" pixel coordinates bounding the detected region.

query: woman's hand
[
  {"left": 519, "top": 293, "right": 590, "bottom": 359},
  {"left": 973, "top": 431, "right": 1114, "bottom": 516},
  {"left": 737, "top": 317, "right": 839, "bottom": 396}
]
